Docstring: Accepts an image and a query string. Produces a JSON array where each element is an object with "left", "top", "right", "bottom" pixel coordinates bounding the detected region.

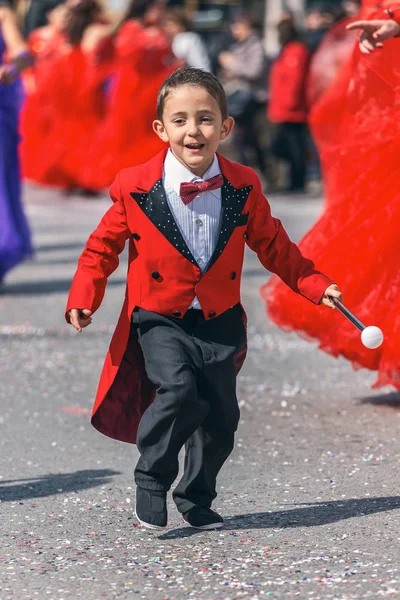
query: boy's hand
[
  {"left": 321, "top": 284, "right": 343, "bottom": 309},
  {"left": 68, "top": 309, "right": 93, "bottom": 332},
  {"left": 347, "top": 19, "right": 400, "bottom": 54}
]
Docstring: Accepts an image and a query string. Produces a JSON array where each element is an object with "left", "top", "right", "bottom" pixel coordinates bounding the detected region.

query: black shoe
[
  {"left": 135, "top": 487, "right": 167, "bottom": 530},
  {"left": 183, "top": 507, "right": 224, "bottom": 530}
]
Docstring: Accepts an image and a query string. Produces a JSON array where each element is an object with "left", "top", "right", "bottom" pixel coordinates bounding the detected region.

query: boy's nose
[{"left": 186, "top": 122, "right": 201, "bottom": 136}]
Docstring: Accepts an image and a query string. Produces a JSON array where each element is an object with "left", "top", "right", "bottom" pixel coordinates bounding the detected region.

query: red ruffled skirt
[
  {"left": 21, "top": 45, "right": 112, "bottom": 189},
  {"left": 262, "top": 39, "right": 400, "bottom": 390},
  {"left": 80, "top": 63, "right": 173, "bottom": 190}
]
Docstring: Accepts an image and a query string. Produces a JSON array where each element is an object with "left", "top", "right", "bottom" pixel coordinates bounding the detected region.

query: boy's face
[{"left": 153, "top": 85, "right": 234, "bottom": 177}]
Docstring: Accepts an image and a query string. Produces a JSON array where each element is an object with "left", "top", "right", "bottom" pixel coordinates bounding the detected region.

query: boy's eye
[
  {"left": 200, "top": 117, "right": 212, "bottom": 122},
  {"left": 174, "top": 119, "right": 185, "bottom": 125}
]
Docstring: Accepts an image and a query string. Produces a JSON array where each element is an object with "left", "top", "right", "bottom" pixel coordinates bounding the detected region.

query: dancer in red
[
  {"left": 306, "top": 15, "right": 358, "bottom": 109},
  {"left": 21, "top": 0, "right": 113, "bottom": 190},
  {"left": 84, "top": 0, "right": 180, "bottom": 190},
  {"left": 20, "top": 4, "right": 68, "bottom": 185},
  {"left": 262, "top": 3, "right": 400, "bottom": 390},
  {"left": 347, "top": 8, "right": 400, "bottom": 51}
]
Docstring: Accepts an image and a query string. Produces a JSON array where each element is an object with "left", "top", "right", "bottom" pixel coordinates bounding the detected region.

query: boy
[{"left": 66, "top": 67, "right": 341, "bottom": 531}]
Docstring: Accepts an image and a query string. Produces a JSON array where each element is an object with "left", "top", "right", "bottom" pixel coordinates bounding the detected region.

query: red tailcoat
[{"left": 66, "top": 150, "right": 332, "bottom": 444}]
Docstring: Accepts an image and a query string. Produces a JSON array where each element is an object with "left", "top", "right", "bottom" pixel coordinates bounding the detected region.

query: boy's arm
[
  {"left": 66, "top": 175, "right": 131, "bottom": 321},
  {"left": 246, "top": 180, "right": 333, "bottom": 304}
]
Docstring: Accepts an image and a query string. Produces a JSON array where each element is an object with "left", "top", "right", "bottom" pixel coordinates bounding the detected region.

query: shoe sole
[
  {"left": 135, "top": 512, "right": 167, "bottom": 531},
  {"left": 183, "top": 519, "right": 224, "bottom": 530}
]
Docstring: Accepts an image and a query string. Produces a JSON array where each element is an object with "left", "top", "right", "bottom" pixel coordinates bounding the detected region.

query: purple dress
[{"left": 0, "top": 31, "right": 32, "bottom": 283}]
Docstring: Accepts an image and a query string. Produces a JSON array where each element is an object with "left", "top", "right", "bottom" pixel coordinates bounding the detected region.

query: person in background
[
  {"left": 341, "top": 0, "right": 361, "bottom": 18},
  {"left": 24, "top": 0, "right": 64, "bottom": 36},
  {"left": 19, "top": 2, "right": 68, "bottom": 184},
  {"left": 20, "top": 0, "right": 114, "bottom": 190},
  {"left": 268, "top": 19, "right": 310, "bottom": 193},
  {"left": 78, "top": 0, "right": 179, "bottom": 190},
  {"left": 304, "top": 1, "right": 338, "bottom": 53},
  {"left": 262, "top": 2, "right": 400, "bottom": 392},
  {"left": 218, "top": 12, "right": 268, "bottom": 179},
  {"left": 163, "top": 7, "right": 211, "bottom": 71},
  {"left": 0, "top": 4, "right": 33, "bottom": 287},
  {"left": 26, "top": 2, "right": 68, "bottom": 62},
  {"left": 347, "top": 9, "right": 400, "bottom": 53}
]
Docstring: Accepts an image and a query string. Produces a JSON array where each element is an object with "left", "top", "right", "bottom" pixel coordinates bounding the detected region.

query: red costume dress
[
  {"left": 20, "top": 27, "right": 68, "bottom": 186},
  {"left": 262, "top": 3, "right": 400, "bottom": 390},
  {"left": 82, "top": 21, "right": 179, "bottom": 190},
  {"left": 306, "top": 17, "right": 358, "bottom": 110},
  {"left": 66, "top": 150, "right": 333, "bottom": 444},
  {"left": 21, "top": 29, "right": 114, "bottom": 189}
]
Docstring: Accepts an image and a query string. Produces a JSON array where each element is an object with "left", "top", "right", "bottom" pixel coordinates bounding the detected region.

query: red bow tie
[{"left": 180, "top": 174, "right": 224, "bottom": 205}]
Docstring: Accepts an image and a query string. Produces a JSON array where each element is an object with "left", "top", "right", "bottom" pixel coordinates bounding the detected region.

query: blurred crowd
[{"left": 5, "top": 0, "right": 363, "bottom": 193}]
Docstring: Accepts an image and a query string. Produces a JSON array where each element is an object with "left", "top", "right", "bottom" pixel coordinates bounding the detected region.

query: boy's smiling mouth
[{"left": 185, "top": 143, "right": 205, "bottom": 150}]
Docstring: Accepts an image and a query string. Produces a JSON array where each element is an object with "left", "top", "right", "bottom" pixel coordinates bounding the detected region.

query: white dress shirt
[{"left": 163, "top": 149, "right": 222, "bottom": 310}]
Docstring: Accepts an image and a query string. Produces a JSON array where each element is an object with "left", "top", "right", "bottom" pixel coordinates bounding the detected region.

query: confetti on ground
[{"left": 1, "top": 191, "right": 400, "bottom": 599}]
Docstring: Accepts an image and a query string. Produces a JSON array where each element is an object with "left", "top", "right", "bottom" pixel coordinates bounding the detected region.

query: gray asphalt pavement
[{"left": 1, "top": 184, "right": 399, "bottom": 600}]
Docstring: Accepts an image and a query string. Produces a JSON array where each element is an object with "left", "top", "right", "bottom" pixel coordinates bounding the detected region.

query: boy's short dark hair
[{"left": 157, "top": 67, "right": 228, "bottom": 121}]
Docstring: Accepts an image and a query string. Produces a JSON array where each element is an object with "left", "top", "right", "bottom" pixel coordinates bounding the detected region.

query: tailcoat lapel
[
  {"left": 205, "top": 177, "right": 253, "bottom": 272},
  {"left": 128, "top": 150, "right": 253, "bottom": 270},
  {"left": 130, "top": 182, "right": 199, "bottom": 267}
]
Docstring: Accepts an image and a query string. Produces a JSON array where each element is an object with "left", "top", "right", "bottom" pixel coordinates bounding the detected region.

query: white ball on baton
[
  {"left": 331, "top": 298, "right": 384, "bottom": 350},
  {"left": 361, "top": 326, "right": 384, "bottom": 349}
]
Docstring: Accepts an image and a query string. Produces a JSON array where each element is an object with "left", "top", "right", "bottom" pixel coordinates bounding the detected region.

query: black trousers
[
  {"left": 271, "top": 122, "right": 308, "bottom": 191},
  {"left": 131, "top": 305, "right": 246, "bottom": 515}
]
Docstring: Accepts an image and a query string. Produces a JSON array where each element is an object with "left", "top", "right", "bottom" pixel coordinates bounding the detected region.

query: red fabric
[
  {"left": 20, "top": 28, "right": 70, "bottom": 185},
  {"left": 304, "top": 0, "right": 400, "bottom": 124},
  {"left": 267, "top": 41, "right": 311, "bottom": 123},
  {"left": 21, "top": 35, "right": 114, "bottom": 189},
  {"left": 391, "top": 8, "right": 400, "bottom": 23},
  {"left": 180, "top": 174, "right": 224, "bottom": 205},
  {"left": 20, "top": 20, "right": 178, "bottom": 191},
  {"left": 262, "top": 19, "right": 400, "bottom": 391},
  {"left": 306, "top": 17, "right": 358, "bottom": 109},
  {"left": 66, "top": 150, "right": 333, "bottom": 444},
  {"left": 80, "top": 21, "right": 178, "bottom": 190},
  {"left": 382, "top": 6, "right": 400, "bottom": 22}
]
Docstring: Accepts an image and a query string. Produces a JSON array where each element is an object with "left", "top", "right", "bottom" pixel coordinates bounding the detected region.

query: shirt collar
[{"left": 164, "top": 149, "right": 221, "bottom": 195}]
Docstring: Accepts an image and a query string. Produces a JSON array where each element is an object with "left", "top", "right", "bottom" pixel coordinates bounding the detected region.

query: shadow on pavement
[
  {"left": 0, "top": 469, "right": 120, "bottom": 502},
  {"left": 159, "top": 495, "right": 400, "bottom": 539},
  {"left": 359, "top": 392, "right": 400, "bottom": 408},
  {"left": 1, "top": 278, "right": 126, "bottom": 295}
]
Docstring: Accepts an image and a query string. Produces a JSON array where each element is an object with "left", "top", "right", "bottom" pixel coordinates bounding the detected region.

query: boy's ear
[
  {"left": 220, "top": 116, "right": 235, "bottom": 140},
  {"left": 153, "top": 119, "right": 169, "bottom": 142}
]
